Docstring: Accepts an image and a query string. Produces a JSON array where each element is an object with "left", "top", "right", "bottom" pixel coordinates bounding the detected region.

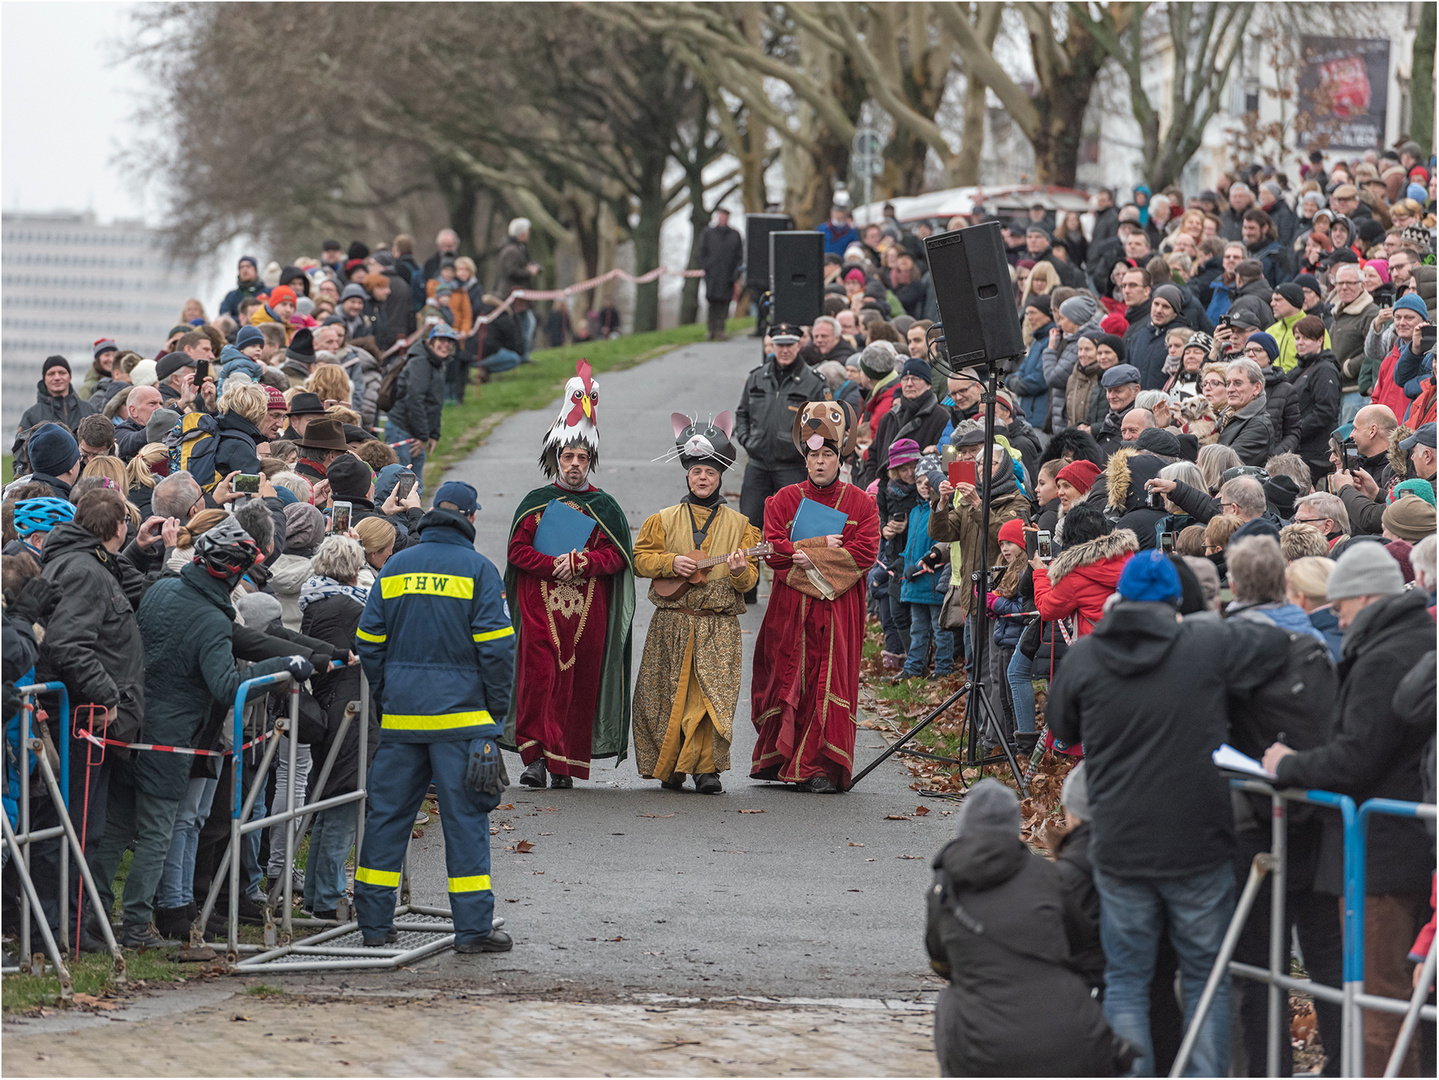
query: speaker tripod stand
[{"left": 849, "top": 361, "right": 1027, "bottom": 796}]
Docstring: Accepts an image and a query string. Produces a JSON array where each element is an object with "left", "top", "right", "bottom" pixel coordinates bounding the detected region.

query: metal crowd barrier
[
  {"left": 1, "top": 683, "right": 125, "bottom": 998},
  {"left": 1171, "top": 779, "right": 1436, "bottom": 1078}
]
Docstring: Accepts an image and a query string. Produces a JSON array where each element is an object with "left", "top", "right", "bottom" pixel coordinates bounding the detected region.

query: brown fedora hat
[{"left": 297, "top": 417, "right": 349, "bottom": 453}]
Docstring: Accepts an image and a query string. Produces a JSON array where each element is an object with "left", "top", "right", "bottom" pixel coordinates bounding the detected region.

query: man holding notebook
[
  {"left": 503, "top": 371, "right": 635, "bottom": 789},
  {"left": 749, "top": 401, "right": 880, "bottom": 792}
]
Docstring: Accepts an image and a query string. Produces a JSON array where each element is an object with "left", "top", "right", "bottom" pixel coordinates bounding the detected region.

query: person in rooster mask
[
  {"left": 631, "top": 413, "right": 763, "bottom": 795},
  {"left": 502, "top": 361, "right": 635, "bottom": 791}
]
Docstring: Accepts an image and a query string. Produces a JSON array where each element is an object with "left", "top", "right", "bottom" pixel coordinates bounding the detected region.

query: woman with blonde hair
[
  {"left": 125, "top": 443, "right": 169, "bottom": 518},
  {"left": 82, "top": 455, "right": 129, "bottom": 492},
  {"left": 180, "top": 298, "right": 208, "bottom": 324},
  {"left": 1285, "top": 555, "right": 1340, "bottom": 659},
  {"left": 216, "top": 379, "right": 269, "bottom": 474},
  {"left": 306, "top": 362, "right": 353, "bottom": 409},
  {"left": 1197, "top": 442, "right": 1242, "bottom": 493},
  {"left": 354, "top": 516, "right": 396, "bottom": 589},
  {"left": 167, "top": 509, "right": 230, "bottom": 571},
  {"left": 1021, "top": 261, "right": 1059, "bottom": 308}
]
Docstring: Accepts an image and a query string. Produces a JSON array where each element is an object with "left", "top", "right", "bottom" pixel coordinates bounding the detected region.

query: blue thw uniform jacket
[{"left": 356, "top": 508, "right": 515, "bottom": 742}]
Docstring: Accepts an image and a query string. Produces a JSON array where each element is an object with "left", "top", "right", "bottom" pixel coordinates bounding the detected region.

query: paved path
[{"left": 409, "top": 336, "right": 950, "bottom": 1001}]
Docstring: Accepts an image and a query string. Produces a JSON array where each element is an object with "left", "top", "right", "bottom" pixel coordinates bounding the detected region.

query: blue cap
[
  {"left": 428, "top": 323, "right": 461, "bottom": 342},
  {"left": 1400, "top": 422, "right": 1436, "bottom": 452},
  {"left": 1394, "top": 292, "right": 1430, "bottom": 319},
  {"left": 1117, "top": 549, "right": 1183, "bottom": 604},
  {"left": 235, "top": 325, "right": 264, "bottom": 350},
  {"left": 901, "top": 357, "right": 933, "bottom": 383},
  {"left": 1332, "top": 421, "right": 1354, "bottom": 443},
  {"left": 433, "top": 480, "right": 479, "bottom": 513},
  {"left": 1101, "top": 363, "right": 1142, "bottom": 388},
  {"left": 1245, "top": 331, "right": 1279, "bottom": 360}
]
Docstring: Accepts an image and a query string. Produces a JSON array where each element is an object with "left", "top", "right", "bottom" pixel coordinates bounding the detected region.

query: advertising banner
[{"left": 1298, "top": 36, "right": 1391, "bottom": 150}]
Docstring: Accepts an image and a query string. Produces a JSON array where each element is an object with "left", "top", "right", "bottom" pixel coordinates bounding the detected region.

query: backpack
[
  {"left": 163, "top": 412, "right": 253, "bottom": 492},
  {"left": 375, "top": 354, "right": 407, "bottom": 414}
]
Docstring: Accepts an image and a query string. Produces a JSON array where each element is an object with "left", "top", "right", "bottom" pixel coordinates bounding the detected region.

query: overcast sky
[{"left": 3, "top": 1, "right": 149, "bottom": 220}]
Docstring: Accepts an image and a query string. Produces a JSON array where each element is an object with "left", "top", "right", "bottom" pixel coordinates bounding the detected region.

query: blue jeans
[
  {"left": 302, "top": 804, "right": 358, "bottom": 914},
  {"left": 1007, "top": 649, "right": 1036, "bottom": 734},
  {"left": 266, "top": 737, "right": 312, "bottom": 879},
  {"left": 1095, "top": 863, "right": 1236, "bottom": 1077},
  {"left": 903, "top": 602, "right": 954, "bottom": 677},
  {"left": 518, "top": 308, "right": 536, "bottom": 353},
  {"left": 157, "top": 776, "right": 220, "bottom": 909},
  {"left": 481, "top": 348, "right": 524, "bottom": 375},
  {"left": 387, "top": 420, "right": 427, "bottom": 490},
  {"left": 243, "top": 779, "right": 267, "bottom": 901},
  {"left": 1340, "top": 390, "right": 1365, "bottom": 424}
]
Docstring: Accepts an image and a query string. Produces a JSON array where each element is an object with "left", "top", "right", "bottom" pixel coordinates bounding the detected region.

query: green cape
[{"left": 502, "top": 484, "right": 636, "bottom": 763}]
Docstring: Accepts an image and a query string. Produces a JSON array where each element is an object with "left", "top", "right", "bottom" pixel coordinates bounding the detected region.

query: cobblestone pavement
[{"left": 5, "top": 989, "right": 938, "bottom": 1077}]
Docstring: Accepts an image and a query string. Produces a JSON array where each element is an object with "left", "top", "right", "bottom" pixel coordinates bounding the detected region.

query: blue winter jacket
[
  {"left": 1207, "top": 280, "right": 1235, "bottom": 325},
  {"left": 1307, "top": 605, "right": 1343, "bottom": 663},
  {"left": 819, "top": 221, "right": 860, "bottom": 257},
  {"left": 1009, "top": 322, "right": 1053, "bottom": 427},
  {"left": 356, "top": 508, "right": 515, "bottom": 743},
  {"left": 899, "top": 501, "right": 947, "bottom": 606},
  {"left": 216, "top": 344, "right": 264, "bottom": 397}
]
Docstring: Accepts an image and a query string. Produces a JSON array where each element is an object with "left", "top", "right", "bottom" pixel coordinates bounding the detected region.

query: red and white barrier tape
[{"left": 74, "top": 726, "right": 277, "bottom": 758}]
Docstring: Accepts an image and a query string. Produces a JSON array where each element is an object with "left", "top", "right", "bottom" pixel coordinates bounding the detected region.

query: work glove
[
  {"left": 9, "top": 576, "right": 60, "bottom": 626},
  {"left": 282, "top": 655, "right": 315, "bottom": 682},
  {"left": 466, "top": 736, "right": 509, "bottom": 798}
]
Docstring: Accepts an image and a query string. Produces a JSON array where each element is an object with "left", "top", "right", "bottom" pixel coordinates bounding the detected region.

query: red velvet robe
[
  {"left": 750, "top": 478, "right": 880, "bottom": 787},
  {"left": 508, "top": 487, "right": 628, "bottom": 778}
]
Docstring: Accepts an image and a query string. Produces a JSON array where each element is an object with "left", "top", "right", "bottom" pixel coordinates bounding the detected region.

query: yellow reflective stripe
[
  {"left": 355, "top": 866, "right": 401, "bottom": 887},
  {"left": 381, "top": 710, "right": 493, "bottom": 731},
  {"left": 355, "top": 628, "right": 386, "bottom": 643},
  {"left": 472, "top": 626, "right": 514, "bottom": 643},
  {"left": 380, "top": 573, "right": 474, "bottom": 600},
  {"left": 448, "top": 874, "right": 492, "bottom": 893}
]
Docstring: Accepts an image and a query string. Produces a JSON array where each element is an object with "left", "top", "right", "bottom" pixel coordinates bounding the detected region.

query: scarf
[{"left": 298, "top": 575, "right": 369, "bottom": 612}]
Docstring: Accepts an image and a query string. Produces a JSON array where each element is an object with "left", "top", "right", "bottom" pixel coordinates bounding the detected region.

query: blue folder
[
  {"left": 533, "top": 499, "right": 596, "bottom": 556},
  {"left": 790, "top": 498, "right": 848, "bottom": 542}
]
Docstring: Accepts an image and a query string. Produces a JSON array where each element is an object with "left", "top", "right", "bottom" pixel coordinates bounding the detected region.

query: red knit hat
[
  {"left": 1057, "top": 459, "right": 1102, "bottom": 495},
  {"left": 997, "top": 518, "right": 1027, "bottom": 547},
  {"left": 1100, "top": 311, "right": 1129, "bottom": 336},
  {"left": 268, "top": 285, "right": 297, "bottom": 308},
  {"left": 264, "top": 385, "right": 287, "bottom": 412}
]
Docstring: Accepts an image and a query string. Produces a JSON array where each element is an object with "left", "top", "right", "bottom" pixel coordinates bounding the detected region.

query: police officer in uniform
[{"left": 354, "top": 480, "right": 515, "bottom": 952}]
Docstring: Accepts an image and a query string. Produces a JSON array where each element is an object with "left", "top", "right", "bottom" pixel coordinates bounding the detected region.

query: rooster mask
[{"left": 540, "top": 359, "right": 601, "bottom": 479}]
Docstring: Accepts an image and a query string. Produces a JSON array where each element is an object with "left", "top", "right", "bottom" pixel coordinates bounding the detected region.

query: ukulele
[{"left": 651, "top": 542, "right": 774, "bottom": 600}]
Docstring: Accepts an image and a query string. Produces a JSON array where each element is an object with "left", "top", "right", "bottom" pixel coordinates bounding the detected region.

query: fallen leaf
[
  {"left": 411, "top": 829, "right": 425, "bottom": 839},
  {"left": 233, "top": 1014, "right": 252, "bottom": 1022},
  {"left": 884, "top": 814, "right": 911, "bottom": 820},
  {"left": 637, "top": 813, "right": 676, "bottom": 818},
  {"left": 847, "top": 888, "right": 861, "bottom": 892},
  {"left": 897, "top": 854, "right": 923, "bottom": 860},
  {"left": 737, "top": 808, "right": 764, "bottom": 814},
  {"left": 537, "top": 806, "right": 559, "bottom": 812},
  {"left": 914, "top": 805, "right": 931, "bottom": 816},
  {"left": 514, "top": 840, "right": 535, "bottom": 853},
  {"left": 497, "top": 803, "right": 515, "bottom": 810},
  {"left": 607, "top": 935, "right": 624, "bottom": 942},
  {"left": 848, "top": 841, "right": 865, "bottom": 847}
]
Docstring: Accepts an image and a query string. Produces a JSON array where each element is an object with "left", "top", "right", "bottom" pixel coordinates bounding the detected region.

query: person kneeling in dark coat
[{"left": 925, "top": 778, "right": 1133, "bottom": 1077}]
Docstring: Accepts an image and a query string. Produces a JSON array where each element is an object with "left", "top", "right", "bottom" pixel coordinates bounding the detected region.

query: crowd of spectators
[{"left": 731, "top": 152, "right": 1435, "bottom": 1075}]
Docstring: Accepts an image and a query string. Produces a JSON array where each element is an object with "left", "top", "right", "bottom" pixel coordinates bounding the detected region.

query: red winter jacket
[{"left": 1031, "top": 528, "right": 1140, "bottom": 636}]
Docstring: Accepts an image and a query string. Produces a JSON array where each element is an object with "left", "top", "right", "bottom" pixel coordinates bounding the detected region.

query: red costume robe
[
  {"left": 750, "top": 478, "right": 880, "bottom": 787},
  {"left": 507, "top": 485, "right": 630, "bottom": 778}
]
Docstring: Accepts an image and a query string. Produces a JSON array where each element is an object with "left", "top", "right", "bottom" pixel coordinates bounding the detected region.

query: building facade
[{"left": 3, "top": 210, "right": 196, "bottom": 439}]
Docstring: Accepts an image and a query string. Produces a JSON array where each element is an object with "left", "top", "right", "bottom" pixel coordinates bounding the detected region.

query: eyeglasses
[
  {"left": 1220, "top": 501, "right": 1239, "bottom": 513},
  {"left": 1293, "top": 515, "right": 1326, "bottom": 526}
]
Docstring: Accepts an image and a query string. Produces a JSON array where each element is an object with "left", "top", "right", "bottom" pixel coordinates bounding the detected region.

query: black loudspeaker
[
  {"left": 924, "top": 221, "right": 1025, "bottom": 372},
  {"left": 745, "top": 213, "right": 794, "bottom": 289},
  {"left": 769, "top": 230, "right": 824, "bottom": 327}
]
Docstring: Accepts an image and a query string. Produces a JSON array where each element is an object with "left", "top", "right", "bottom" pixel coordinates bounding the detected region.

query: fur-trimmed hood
[
  {"left": 1105, "top": 449, "right": 1169, "bottom": 514},
  {"left": 1388, "top": 423, "right": 1413, "bottom": 482},
  {"left": 1047, "top": 528, "right": 1141, "bottom": 586}
]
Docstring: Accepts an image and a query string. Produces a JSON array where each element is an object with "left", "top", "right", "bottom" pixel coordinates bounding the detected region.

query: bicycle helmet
[
  {"left": 13, "top": 497, "right": 75, "bottom": 537},
  {"left": 192, "top": 517, "right": 262, "bottom": 580}
]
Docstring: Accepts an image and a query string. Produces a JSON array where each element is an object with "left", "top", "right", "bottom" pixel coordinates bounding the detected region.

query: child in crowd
[{"left": 899, "top": 469, "right": 953, "bottom": 680}]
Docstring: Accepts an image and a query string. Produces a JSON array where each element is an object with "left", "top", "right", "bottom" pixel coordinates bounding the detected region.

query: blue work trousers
[{"left": 354, "top": 738, "right": 500, "bottom": 945}]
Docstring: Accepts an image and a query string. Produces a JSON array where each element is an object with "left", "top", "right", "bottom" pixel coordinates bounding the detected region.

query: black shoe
[
  {"left": 120, "top": 922, "right": 168, "bottom": 950},
  {"left": 693, "top": 773, "right": 723, "bottom": 795},
  {"left": 362, "top": 927, "right": 401, "bottom": 947},
  {"left": 750, "top": 765, "right": 781, "bottom": 782},
  {"left": 308, "top": 908, "right": 339, "bottom": 922},
  {"left": 454, "top": 929, "right": 513, "bottom": 954},
  {"left": 1015, "top": 732, "right": 1040, "bottom": 756},
  {"left": 659, "top": 774, "right": 686, "bottom": 791},
  {"left": 519, "top": 759, "right": 547, "bottom": 788},
  {"left": 236, "top": 894, "right": 266, "bottom": 926},
  {"left": 154, "top": 904, "right": 192, "bottom": 942},
  {"left": 800, "top": 776, "right": 839, "bottom": 794},
  {"left": 550, "top": 774, "right": 573, "bottom": 789},
  {"left": 76, "top": 927, "right": 111, "bottom": 954},
  {"left": 743, "top": 587, "right": 758, "bottom": 605}
]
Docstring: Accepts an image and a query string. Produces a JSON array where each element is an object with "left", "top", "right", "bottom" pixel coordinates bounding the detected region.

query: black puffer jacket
[
  {"left": 300, "top": 592, "right": 380, "bottom": 801},
  {"left": 35, "top": 522, "right": 148, "bottom": 742},
  {"left": 1274, "top": 590, "right": 1436, "bottom": 897},
  {"left": 926, "top": 781, "right": 1120, "bottom": 1077},
  {"left": 389, "top": 339, "right": 446, "bottom": 442},
  {"left": 1262, "top": 365, "right": 1301, "bottom": 457},
  {"left": 19, "top": 380, "right": 96, "bottom": 434},
  {"left": 1290, "top": 349, "right": 1342, "bottom": 475}
]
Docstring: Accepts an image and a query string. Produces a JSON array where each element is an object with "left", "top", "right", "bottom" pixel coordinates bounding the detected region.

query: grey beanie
[
  {"left": 1059, "top": 294, "right": 1098, "bottom": 326},
  {"left": 235, "top": 590, "right": 283, "bottom": 629},
  {"left": 1061, "top": 761, "right": 1090, "bottom": 821},
  {"left": 1152, "top": 284, "right": 1184, "bottom": 313},
  {"left": 146, "top": 408, "right": 181, "bottom": 444},
  {"left": 340, "top": 283, "right": 368, "bottom": 302},
  {"left": 1327, "top": 542, "right": 1405, "bottom": 601},
  {"left": 954, "top": 778, "right": 1020, "bottom": 836},
  {"left": 858, "top": 341, "right": 898, "bottom": 379}
]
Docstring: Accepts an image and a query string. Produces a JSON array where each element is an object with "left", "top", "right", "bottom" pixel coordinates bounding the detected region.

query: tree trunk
[
  {"left": 631, "top": 152, "right": 668, "bottom": 333},
  {"left": 679, "top": 178, "right": 708, "bottom": 326},
  {"left": 1030, "top": 66, "right": 1102, "bottom": 184},
  {"left": 955, "top": 72, "right": 987, "bottom": 186},
  {"left": 438, "top": 165, "right": 480, "bottom": 258},
  {"left": 1412, "top": 1, "right": 1435, "bottom": 157},
  {"left": 881, "top": 128, "right": 930, "bottom": 200}
]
